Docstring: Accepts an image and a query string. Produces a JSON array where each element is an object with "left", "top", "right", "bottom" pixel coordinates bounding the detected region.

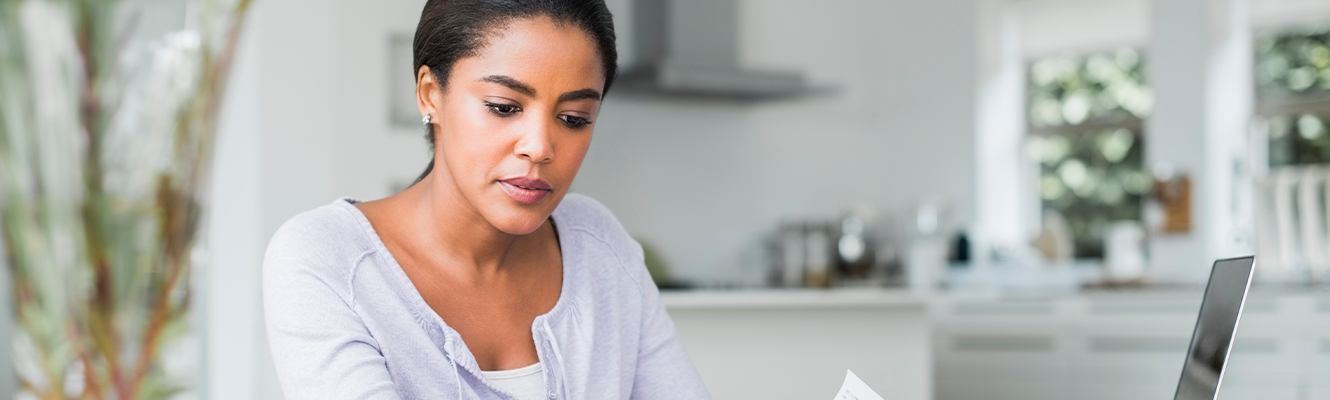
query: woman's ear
[{"left": 416, "top": 65, "right": 442, "bottom": 119}]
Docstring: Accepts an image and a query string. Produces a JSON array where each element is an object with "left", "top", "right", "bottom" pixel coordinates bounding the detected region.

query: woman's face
[{"left": 419, "top": 16, "right": 604, "bottom": 235}]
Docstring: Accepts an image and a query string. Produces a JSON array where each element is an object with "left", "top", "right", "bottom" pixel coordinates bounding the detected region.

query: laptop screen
[{"left": 1173, "top": 256, "right": 1255, "bottom": 400}]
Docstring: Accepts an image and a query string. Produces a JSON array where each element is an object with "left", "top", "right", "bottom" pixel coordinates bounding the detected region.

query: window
[
  {"left": 1255, "top": 26, "right": 1330, "bottom": 165},
  {"left": 1251, "top": 24, "right": 1330, "bottom": 279},
  {"left": 1025, "top": 48, "right": 1153, "bottom": 258}
]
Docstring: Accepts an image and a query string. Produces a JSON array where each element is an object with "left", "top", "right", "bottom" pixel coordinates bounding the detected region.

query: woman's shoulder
[
  {"left": 552, "top": 193, "right": 632, "bottom": 243},
  {"left": 263, "top": 198, "right": 378, "bottom": 289},
  {"left": 553, "top": 194, "right": 655, "bottom": 287}
]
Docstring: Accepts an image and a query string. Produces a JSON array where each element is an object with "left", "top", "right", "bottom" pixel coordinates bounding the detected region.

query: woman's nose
[{"left": 514, "top": 119, "right": 555, "bottom": 163}]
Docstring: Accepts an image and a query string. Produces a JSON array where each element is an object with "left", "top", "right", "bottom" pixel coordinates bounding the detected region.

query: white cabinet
[
  {"left": 663, "top": 289, "right": 931, "bottom": 400},
  {"left": 933, "top": 290, "right": 1330, "bottom": 400}
]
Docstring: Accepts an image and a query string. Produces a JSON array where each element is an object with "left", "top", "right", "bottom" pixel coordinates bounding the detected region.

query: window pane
[
  {"left": 1256, "top": 25, "right": 1330, "bottom": 167},
  {"left": 1029, "top": 128, "right": 1147, "bottom": 258},
  {"left": 1256, "top": 27, "right": 1330, "bottom": 99},
  {"left": 1262, "top": 113, "right": 1330, "bottom": 166},
  {"left": 1027, "top": 47, "right": 1150, "bottom": 259},
  {"left": 1028, "top": 48, "right": 1152, "bottom": 129}
]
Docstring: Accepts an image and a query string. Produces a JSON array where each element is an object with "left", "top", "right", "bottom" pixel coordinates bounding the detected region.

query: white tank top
[{"left": 479, "top": 363, "right": 546, "bottom": 400}]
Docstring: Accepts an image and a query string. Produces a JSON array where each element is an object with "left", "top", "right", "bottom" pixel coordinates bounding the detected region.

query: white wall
[
  {"left": 1145, "top": 0, "right": 1256, "bottom": 283},
  {"left": 1015, "top": 0, "right": 1150, "bottom": 58},
  {"left": 1146, "top": 0, "right": 1214, "bottom": 283},
  {"left": 204, "top": 0, "right": 374, "bottom": 398},
  {"left": 975, "top": 0, "right": 1031, "bottom": 265},
  {"left": 577, "top": 0, "right": 978, "bottom": 281},
  {"left": 328, "top": 0, "right": 434, "bottom": 200},
  {"left": 204, "top": 4, "right": 266, "bottom": 398},
  {"left": 1253, "top": 0, "right": 1330, "bottom": 28}
]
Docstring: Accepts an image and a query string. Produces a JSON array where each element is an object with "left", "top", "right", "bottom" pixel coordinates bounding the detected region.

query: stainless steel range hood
[{"left": 617, "top": 0, "right": 811, "bottom": 99}]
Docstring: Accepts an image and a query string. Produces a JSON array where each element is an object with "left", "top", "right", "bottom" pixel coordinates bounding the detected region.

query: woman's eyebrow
[
  {"left": 480, "top": 75, "right": 535, "bottom": 96},
  {"left": 558, "top": 89, "right": 602, "bottom": 102}
]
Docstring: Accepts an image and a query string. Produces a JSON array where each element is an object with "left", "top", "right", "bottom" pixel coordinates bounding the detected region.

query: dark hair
[{"left": 410, "top": 0, "right": 618, "bottom": 185}]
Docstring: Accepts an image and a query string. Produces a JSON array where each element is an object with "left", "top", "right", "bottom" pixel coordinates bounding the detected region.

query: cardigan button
[{"left": 548, "top": 390, "right": 556, "bottom": 399}]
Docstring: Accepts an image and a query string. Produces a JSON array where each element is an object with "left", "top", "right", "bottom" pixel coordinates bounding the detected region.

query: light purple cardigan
[{"left": 262, "top": 194, "right": 709, "bottom": 399}]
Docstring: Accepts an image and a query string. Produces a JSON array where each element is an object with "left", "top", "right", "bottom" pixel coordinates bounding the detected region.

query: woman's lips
[{"left": 499, "top": 177, "right": 552, "bottom": 204}]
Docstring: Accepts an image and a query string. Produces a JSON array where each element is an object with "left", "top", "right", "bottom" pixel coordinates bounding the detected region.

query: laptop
[{"left": 1173, "top": 256, "right": 1256, "bottom": 400}]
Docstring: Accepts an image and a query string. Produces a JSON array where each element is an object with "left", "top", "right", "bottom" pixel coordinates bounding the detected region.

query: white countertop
[
  {"left": 659, "top": 288, "right": 928, "bottom": 310},
  {"left": 658, "top": 285, "right": 1330, "bottom": 311}
]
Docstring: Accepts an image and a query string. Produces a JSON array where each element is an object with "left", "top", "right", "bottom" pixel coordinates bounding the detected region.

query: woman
[{"left": 261, "top": 0, "right": 708, "bottom": 399}]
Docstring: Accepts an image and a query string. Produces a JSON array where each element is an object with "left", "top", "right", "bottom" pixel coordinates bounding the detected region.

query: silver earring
[{"left": 422, "top": 114, "right": 432, "bottom": 125}]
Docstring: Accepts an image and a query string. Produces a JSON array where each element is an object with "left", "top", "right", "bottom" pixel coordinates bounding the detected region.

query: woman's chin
[
  {"left": 484, "top": 210, "right": 551, "bottom": 236},
  {"left": 476, "top": 189, "right": 563, "bottom": 235}
]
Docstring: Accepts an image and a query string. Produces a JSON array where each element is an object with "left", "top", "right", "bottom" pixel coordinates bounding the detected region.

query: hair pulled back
[{"left": 411, "top": 0, "right": 618, "bottom": 185}]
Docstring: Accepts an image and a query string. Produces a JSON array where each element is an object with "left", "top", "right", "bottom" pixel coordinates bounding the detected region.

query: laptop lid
[{"left": 1173, "top": 256, "right": 1256, "bottom": 400}]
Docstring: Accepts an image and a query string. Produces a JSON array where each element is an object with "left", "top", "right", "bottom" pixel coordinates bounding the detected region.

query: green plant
[{"left": 0, "top": 0, "right": 252, "bottom": 398}]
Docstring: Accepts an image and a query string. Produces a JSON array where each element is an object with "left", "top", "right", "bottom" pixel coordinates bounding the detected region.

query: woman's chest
[{"left": 422, "top": 285, "right": 554, "bottom": 370}]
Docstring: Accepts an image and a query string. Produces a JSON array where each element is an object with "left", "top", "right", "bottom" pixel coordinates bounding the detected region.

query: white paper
[{"left": 833, "top": 370, "right": 884, "bottom": 400}]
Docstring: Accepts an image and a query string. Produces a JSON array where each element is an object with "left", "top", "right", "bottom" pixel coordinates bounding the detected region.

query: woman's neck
[
  {"left": 364, "top": 174, "right": 531, "bottom": 280},
  {"left": 433, "top": 176, "right": 529, "bottom": 272}
]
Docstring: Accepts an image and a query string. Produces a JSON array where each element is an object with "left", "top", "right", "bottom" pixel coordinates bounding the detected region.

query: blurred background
[{"left": 7, "top": 0, "right": 1330, "bottom": 399}]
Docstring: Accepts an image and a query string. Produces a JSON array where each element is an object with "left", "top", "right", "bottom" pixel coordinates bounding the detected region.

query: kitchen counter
[
  {"left": 930, "top": 286, "right": 1330, "bottom": 400},
  {"left": 660, "top": 287, "right": 927, "bottom": 310},
  {"left": 661, "top": 285, "right": 1330, "bottom": 400},
  {"left": 662, "top": 288, "right": 931, "bottom": 400}
]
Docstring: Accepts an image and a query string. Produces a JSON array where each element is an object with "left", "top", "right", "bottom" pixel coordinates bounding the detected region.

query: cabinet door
[
  {"left": 1075, "top": 297, "right": 1197, "bottom": 400},
  {"left": 1310, "top": 298, "right": 1330, "bottom": 400},
  {"left": 935, "top": 299, "right": 1072, "bottom": 400}
]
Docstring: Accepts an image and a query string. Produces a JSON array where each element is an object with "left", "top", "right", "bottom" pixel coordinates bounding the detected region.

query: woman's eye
[
  {"left": 485, "top": 102, "right": 521, "bottom": 116},
  {"left": 559, "top": 115, "right": 591, "bottom": 128}
]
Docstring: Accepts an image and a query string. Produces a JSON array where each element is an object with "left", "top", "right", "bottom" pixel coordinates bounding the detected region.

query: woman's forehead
[{"left": 456, "top": 17, "right": 605, "bottom": 94}]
